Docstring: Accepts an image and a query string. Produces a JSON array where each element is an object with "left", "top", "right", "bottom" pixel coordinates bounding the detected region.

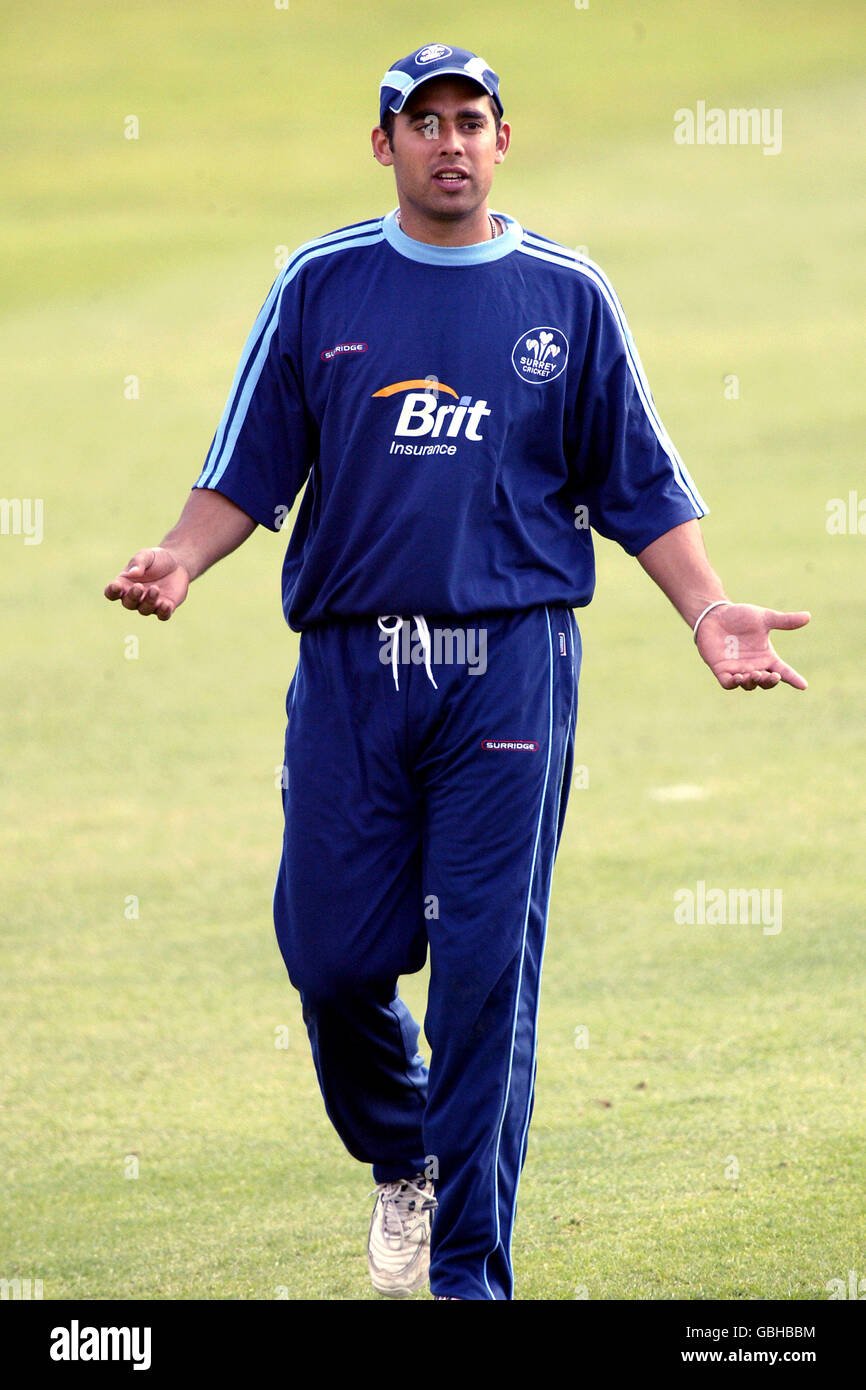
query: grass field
[{"left": 2, "top": 0, "right": 864, "bottom": 1300}]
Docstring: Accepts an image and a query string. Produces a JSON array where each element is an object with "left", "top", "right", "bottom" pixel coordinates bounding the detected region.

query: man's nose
[{"left": 435, "top": 121, "right": 465, "bottom": 152}]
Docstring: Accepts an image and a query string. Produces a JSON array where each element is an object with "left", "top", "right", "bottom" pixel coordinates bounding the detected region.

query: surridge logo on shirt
[
  {"left": 320, "top": 341, "right": 368, "bottom": 362},
  {"left": 511, "top": 326, "right": 569, "bottom": 384},
  {"left": 373, "top": 379, "right": 491, "bottom": 456}
]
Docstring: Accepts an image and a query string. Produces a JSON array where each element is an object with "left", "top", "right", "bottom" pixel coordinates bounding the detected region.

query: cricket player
[{"left": 105, "top": 44, "right": 809, "bottom": 1301}]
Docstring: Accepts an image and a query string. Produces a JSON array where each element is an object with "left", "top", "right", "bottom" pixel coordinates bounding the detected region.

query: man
[{"left": 105, "top": 44, "right": 809, "bottom": 1301}]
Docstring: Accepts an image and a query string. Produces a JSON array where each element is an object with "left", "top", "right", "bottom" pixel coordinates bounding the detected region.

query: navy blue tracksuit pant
[{"left": 273, "top": 604, "right": 580, "bottom": 1300}]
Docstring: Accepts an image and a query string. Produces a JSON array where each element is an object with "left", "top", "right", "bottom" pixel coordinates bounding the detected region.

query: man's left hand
[{"left": 695, "top": 603, "right": 810, "bottom": 691}]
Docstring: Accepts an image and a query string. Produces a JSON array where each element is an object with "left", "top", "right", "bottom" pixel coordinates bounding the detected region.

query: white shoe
[{"left": 367, "top": 1175, "right": 437, "bottom": 1298}]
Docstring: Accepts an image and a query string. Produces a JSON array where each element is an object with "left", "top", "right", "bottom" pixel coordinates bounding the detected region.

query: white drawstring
[
  {"left": 377, "top": 615, "right": 402, "bottom": 689},
  {"left": 414, "top": 615, "right": 438, "bottom": 689},
  {"left": 377, "top": 615, "right": 439, "bottom": 692}
]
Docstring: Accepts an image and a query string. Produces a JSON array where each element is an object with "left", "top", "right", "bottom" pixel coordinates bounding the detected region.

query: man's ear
[
  {"left": 494, "top": 120, "right": 511, "bottom": 165},
  {"left": 371, "top": 127, "right": 394, "bottom": 166}
]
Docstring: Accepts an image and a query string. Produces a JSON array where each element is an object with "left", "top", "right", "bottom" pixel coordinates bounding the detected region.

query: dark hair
[{"left": 379, "top": 95, "right": 502, "bottom": 151}]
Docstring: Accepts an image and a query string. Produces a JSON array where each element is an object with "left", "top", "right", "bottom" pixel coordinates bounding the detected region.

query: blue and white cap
[{"left": 378, "top": 44, "right": 503, "bottom": 125}]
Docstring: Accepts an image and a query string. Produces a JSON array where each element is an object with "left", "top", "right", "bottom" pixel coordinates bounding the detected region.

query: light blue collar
[{"left": 382, "top": 208, "right": 522, "bottom": 265}]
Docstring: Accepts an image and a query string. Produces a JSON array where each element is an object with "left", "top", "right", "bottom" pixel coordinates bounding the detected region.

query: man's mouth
[{"left": 433, "top": 169, "right": 470, "bottom": 188}]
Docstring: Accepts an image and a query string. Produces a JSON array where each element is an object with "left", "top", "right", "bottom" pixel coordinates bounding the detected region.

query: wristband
[{"left": 693, "top": 600, "right": 732, "bottom": 643}]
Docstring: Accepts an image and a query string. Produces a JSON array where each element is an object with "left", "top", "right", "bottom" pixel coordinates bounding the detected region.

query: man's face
[{"left": 372, "top": 76, "right": 510, "bottom": 222}]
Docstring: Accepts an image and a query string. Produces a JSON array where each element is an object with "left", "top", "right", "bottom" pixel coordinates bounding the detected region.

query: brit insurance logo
[
  {"left": 372, "top": 379, "right": 491, "bottom": 456},
  {"left": 415, "top": 44, "right": 452, "bottom": 65},
  {"left": 511, "top": 326, "right": 569, "bottom": 384}
]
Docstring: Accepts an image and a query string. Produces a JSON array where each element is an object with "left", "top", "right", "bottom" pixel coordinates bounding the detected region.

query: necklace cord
[{"left": 395, "top": 208, "right": 501, "bottom": 240}]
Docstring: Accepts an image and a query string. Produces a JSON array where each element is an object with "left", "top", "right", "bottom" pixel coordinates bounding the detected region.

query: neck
[{"left": 395, "top": 202, "right": 496, "bottom": 247}]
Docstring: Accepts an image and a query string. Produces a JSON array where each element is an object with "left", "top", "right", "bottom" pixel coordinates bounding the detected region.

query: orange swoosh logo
[{"left": 372, "top": 380, "right": 459, "bottom": 398}]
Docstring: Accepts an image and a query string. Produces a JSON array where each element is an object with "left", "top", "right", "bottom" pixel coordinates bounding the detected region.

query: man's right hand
[
  {"left": 105, "top": 488, "right": 258, "bottom": 621},
  {"left": 104, "top": 547, "right": 191, "bottom": 621}
]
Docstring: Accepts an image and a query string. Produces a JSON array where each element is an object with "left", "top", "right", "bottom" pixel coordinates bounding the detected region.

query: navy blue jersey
[{"left": 194, "top": 210, "right": 707, "bottom": 629}]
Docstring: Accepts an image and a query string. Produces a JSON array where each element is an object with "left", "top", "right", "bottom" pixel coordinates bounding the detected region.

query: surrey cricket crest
[{"left": 511, "top": 327, "right": 569, "bottom": 384}]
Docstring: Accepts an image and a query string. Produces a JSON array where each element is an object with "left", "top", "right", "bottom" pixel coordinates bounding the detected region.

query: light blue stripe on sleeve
[
  {"left": 197, "top": 221, "right": 385, "bottom": 490},
  {"left": 519, "top": 237, "right": 707, "bottom": 515},
  {"left": 204, "top": 230, "right": 385, "bottom": 490}
]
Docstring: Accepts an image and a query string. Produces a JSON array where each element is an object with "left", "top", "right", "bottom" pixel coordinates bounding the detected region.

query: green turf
[{"left": 1, "top": 0, "right": 864, "bottom": 1300}]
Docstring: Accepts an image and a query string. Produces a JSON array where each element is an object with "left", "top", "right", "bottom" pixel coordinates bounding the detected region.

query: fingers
[
  {"left": 105, "top": 550, "right": 153, "bottom": 602},
  {"left": 711, "top": 607, "right": 810, "bottom": 691},
  {"left": 775, "top": 663, "right": 808, "bottom": 691},
  {"left": 114, "top": 548, "right": 158, "bottom": 587},
  {"left": 121, "top": 583, "right": 177, "bottom": 620},
  {"left": 136, "top": 585, "right": 162, "bottom": 618},
  {"left": 117, "top": 581, "right": 152, "bottom": 611},
  {"left": 717, "top": 666, "right": 806, "bottom": 692},
  {"left": 718, "top": 670, "right": 777, "bottom": 691},
  {"left": 138, "top": 588, "right": 176, "bottom": 620},
  {"left": 125, "top": 547, "right": 157, "bottom": 576},
  {"left": 766, "top": 609, "right": 811, "bottom": 631},
  {"left": 104, "top": 577, "right": 143, "bottom": 604},
  {"left": 104, "top": 548, "right": 180, "bottom": 616},
  {"left": 103, "top": 575, "right": 176, "bottom": 619},
  {"left": 742, "top": 671, "right": 782, "bottom": 691}
]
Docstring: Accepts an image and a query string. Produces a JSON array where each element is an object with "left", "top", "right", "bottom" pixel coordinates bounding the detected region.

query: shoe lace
[{"left": 373, "top": 1177, "right": 437, "bottom": 1241}]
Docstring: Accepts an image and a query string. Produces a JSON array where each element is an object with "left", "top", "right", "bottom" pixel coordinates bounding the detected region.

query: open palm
[{"left": 696, "top": 603, "right": 810, "bottom": 691}]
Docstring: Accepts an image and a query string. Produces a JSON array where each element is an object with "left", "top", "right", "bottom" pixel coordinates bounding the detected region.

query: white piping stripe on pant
[
  {"left": 514, "top": 611, "right": 577, "bottom": 1185},
  {"left": 481, "top": 606, "right": 555, "bottom": 1300}
]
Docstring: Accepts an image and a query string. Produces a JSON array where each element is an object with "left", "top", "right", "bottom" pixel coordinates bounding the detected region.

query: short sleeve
[
  {"left": 567, "top": 266, "right": 708, "bottom": 555},
  {"left": 193, "top": 270, "right": 314, "bottom": 531}
]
